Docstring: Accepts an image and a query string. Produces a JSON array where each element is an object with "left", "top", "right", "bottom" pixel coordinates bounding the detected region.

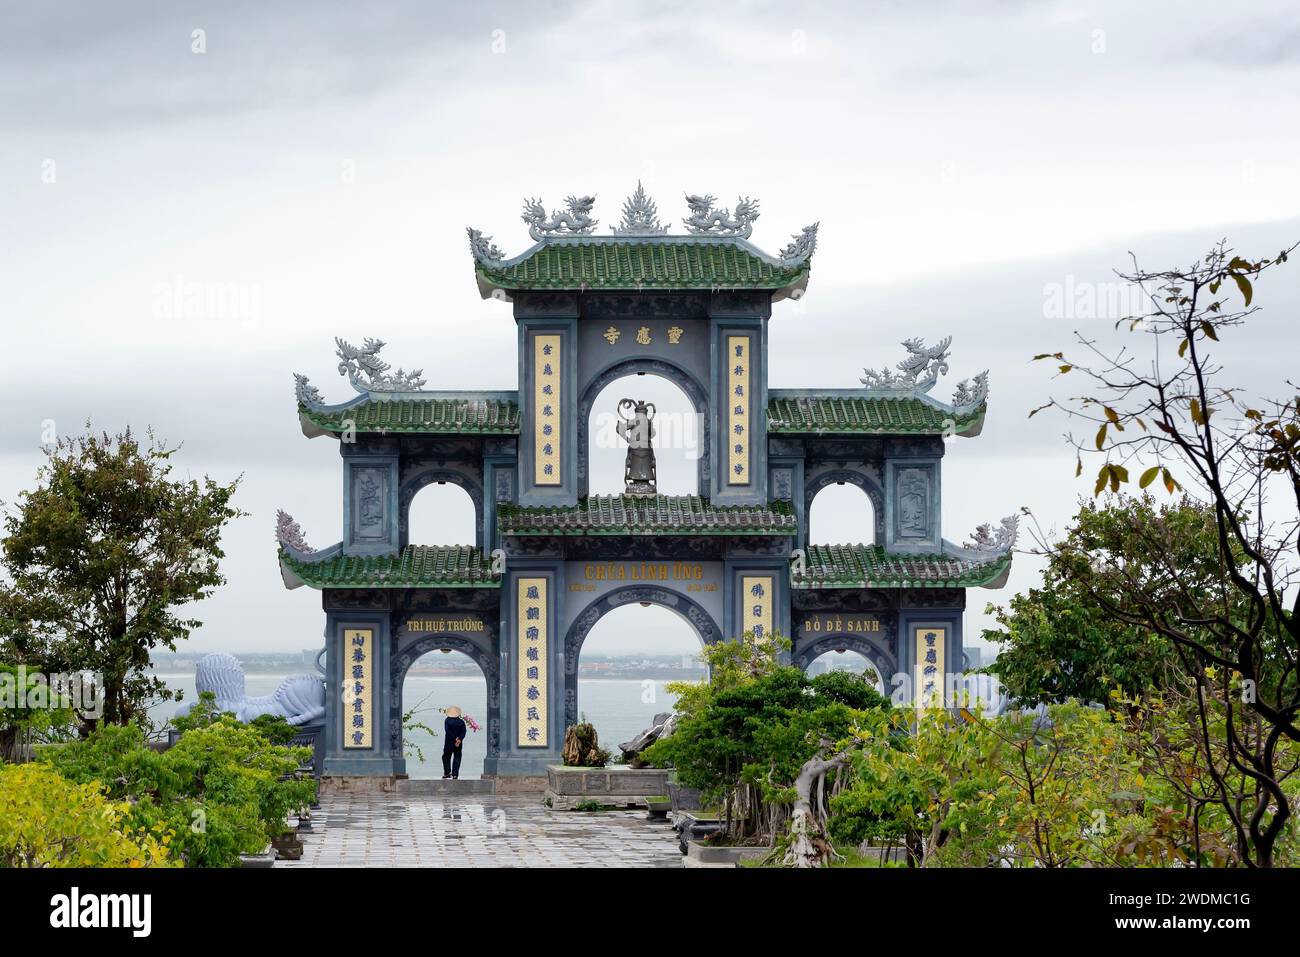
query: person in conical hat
[{"left": 442, "top": 706, "right": 467, "bottom": 779}]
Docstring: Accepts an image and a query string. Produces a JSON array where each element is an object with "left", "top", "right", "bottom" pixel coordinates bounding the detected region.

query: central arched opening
[
  {"left": 581, "top": 361, "right": 706, "bottom": 497},
  {"left": 400, "top": 648, "right": 489, "bottom": 779},
  {"left": 574, "top": 602, "right": 709, "bottom": 756},
  {"left": 405, "top": 480, "right": 480, "bottom": 548},
  {"left": 809, "top": 481, "right": 878, "bottom": 544}
]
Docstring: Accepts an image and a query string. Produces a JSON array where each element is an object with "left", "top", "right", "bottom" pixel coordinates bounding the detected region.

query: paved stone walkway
[{"left": 282, "top": 793, "right": 683, "bottom": 868}]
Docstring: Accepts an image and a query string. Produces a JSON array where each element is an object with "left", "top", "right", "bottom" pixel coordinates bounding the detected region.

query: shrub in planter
[{"left": 44, "top": 716, "right": 314, "bottom": 867}]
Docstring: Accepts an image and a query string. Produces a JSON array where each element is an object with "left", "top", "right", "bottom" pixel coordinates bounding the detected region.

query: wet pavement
[{"left": 282, "top": 792, "right": 684, "bottom": 868}]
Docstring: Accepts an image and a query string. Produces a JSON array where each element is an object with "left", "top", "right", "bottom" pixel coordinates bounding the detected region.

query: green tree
[
  {"left": 0, "top": 427, "right": 243, "bottom": 730},
  {"left": 643, "top": 632, "right": 890, "bottom": 845},
  {"left": 984, "top": 497, "right": 1231, "bottom": 706},
  {"left": 1031, "top": 241, "right": 1300, "bottom": 865}
]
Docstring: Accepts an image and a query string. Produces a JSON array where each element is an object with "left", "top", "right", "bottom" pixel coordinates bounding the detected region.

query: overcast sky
[{"left": 2, "top": 0, "right": 1298, "bottom": 660}]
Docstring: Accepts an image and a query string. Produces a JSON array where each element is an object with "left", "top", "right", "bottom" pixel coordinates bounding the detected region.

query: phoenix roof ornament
[
  {"left": 521, "top": 194, "right": 598, "bottom": 240},
  {"left": 860, "top": 336, "right": 953, "bottom": 394},
  {"left": 963, "top": 514, "right": 1019, "bottom": 554},
  {"left": 275, "top": 509, "right": 313, "bottom": 553},
  {"left": 293, "top": 373, "right": 325, "bottom": 407},
  {"left": 682, "top": 193, "right": 760, "bottom": 238},
  {"left": 778, "top": 222, "right": 819, "bottom": 266},
  {"left": 612, "top": 182, "right": 669, "bottom": 236},
  {"left": 952, "top": 370, "right": 990, "bottom": 414},
  {"left": 466, "top": 227, "right": 505, "bottom": 266},
  {"left": 335, "top": 337, "right": 426, "bottom": 393}
]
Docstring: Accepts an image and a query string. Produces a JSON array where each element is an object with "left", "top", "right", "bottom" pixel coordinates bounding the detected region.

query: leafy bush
[
  {"left": 44, "top": 717, "right": 315, "bottom": 867},
  {"left": 0, "top": 762, "right": 173, "bottom": 867}
]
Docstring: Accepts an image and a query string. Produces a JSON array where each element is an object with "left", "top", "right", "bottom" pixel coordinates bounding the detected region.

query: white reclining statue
[{"left": 175, "top": 652, "right": 326, "bottom": 726}]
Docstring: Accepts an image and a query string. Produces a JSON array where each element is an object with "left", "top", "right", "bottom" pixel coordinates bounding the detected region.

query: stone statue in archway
[
  {"left": 175, "top": 652, "right": 326, "bottom": 726},
  {"left": 617, "top": 398, "right": 657, "bottom": 495}
]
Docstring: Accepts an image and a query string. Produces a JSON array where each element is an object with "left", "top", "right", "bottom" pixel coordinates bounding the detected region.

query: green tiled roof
[
  {"left": 300, "top": 397, "right": 519, "bottom": 435},
  {"left": 767, "top": 394, "right": 983, "bottom": 436},
  {"left": 793, "top": 544, "right": 1011, "bottom": 589},
  {"left": 280, "top": 546, "right": 499, "bottom": 589},
  {"left": 498, "top": 495, "right": 796, "bottom": 536},
  {"left": 477, "top": 240, "right": 808, "bottom": 293}
]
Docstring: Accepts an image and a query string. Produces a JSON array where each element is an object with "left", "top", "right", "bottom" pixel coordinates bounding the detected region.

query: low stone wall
[
  {"left": 319, "top": 775, "right": 399, "bottom": 795},
  {"left": 490, "top": 775, "right": 548, "bottom": 795},
  {"left": 543, "top": 765, "right": 672, "bottom": 809}
]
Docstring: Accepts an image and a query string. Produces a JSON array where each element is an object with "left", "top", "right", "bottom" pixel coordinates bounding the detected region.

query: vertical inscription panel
[
  {"left": 352, "top": 466, "right": 388, "bottom": 541},
  {"left": 897, "top": 467, "right": 930, "bottom": 540},
  {"left": 517, "top": 577, "right": 549, "bottom": 747},
  {"left": 533, "top": 334, "right": 562, "bottom": 486},
  {"left": 741, "top": 575, "right": 773, "bottom": 640},
  {"left": 728, "top": 335, "right": 751, "bottom": 485},
  {"left": 343, "top": 627, "right": 374, "bottom": 749},
  {"left": 915, "top": 625, "right": 946, "bottom": 710}
]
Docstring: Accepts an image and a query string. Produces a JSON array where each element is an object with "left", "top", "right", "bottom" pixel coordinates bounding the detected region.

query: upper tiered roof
[{"left": 467, "top": 184, "right": 817, "bottom": 301}]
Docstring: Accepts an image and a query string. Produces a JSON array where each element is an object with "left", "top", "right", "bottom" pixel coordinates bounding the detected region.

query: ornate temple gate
[{"left": 276, "top": 185, "right": 1015, "bottom": 778}]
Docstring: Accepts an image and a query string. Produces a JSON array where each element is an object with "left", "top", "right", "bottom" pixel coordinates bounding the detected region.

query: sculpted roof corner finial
[
  {"left": 467, "top": 227, "right": 505, "bottom": 266},
  {"left": 521, "top": 195, "right": 598, "bottom": 240},
  {"left": 334, "top": 336, "right": 426, "bottom": 393},
  {"left": 860, "top": 336, "right": 953, "bottom": 394},
  {"left": 964, "top": 513, "right": 1019, "bottom": 555},
  {"left": 294, "top": 373, "right": 325, "bottom": 408},
  {"left": 778, "top": 222, "right": 819, "bottom": 265},
  {"left": 683, "top": 193, "right": 759, "bottom": 238},
  {"left": 275, "top": 509, "right": 312, "bottom": 553},
  {"left": 612, "top": 181, "right": 669, "bottom": 236},
  {"left": 952, "top": 370, "right": 990, "bottom": 414}
]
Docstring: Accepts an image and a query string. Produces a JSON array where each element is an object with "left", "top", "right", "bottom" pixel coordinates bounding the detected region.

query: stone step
[{"left": 395, "top": 777, "right": 496, "bottom": 795}]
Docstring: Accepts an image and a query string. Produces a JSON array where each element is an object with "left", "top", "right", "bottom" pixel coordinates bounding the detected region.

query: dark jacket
[{"left": 444, "top": 716, "right": 468, "bottom": 749}]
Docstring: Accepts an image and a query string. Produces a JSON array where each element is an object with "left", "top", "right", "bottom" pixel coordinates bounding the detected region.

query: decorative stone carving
[
  {"left": 275, "top": 509, "right": 312, "bottom": 553},
  {"left": 293, "top": 373, "right": 325, "bottom": 407},
  {"left": 897, "top": 468, "right": 930, "bottom": 539},
  {"left": 860, "top": 337, "right": 953, "bottom": 394},
  {"left": 682, "top": 193, "right": 759, "bottom": 238},
  {"left": 612, "top": 182, "right": 669, "bottom": 236},
  {"left": 335, "top": 337, "right": 426, "bottom": 393},
  {"left": 356, "top": 469, "right": 385, "bottom": 532},
  {"left": 494, "top": 468, "right": 513, "bottom": 503},
  {"left": 771, "top": 468, "right": 793, "bottom": 501},
  {"left": 778, "top": 222, "right": 819, "bottom": 265},
  {"left": 466, "top": 227, "right": 505, "bottom": 266},
  {"left": 521, "top": 195, "right": 598, "bottom": 240},
  {"left": 175, "top": 653, "right": 326, "bottom": 726},
  {"left": 964, "top": 513, "right": 1019, "bottom": 554},
  {"left": 952, "top": 370, "right": 990, "bottom": 414}
]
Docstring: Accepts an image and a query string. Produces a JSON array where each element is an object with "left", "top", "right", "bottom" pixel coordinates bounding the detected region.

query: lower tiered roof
[
  {"left": 279, "top": 545, "right": 499, "bottom": 589},
  {"left": 296, "top": 393, "right": 980, "bottom": 438},
  {"left": 300, "top": 396, "right": 519, "bottom": 436},
  {"left": 793, "top": 544, "right": 1011, "bottom": 589},
  {"left": 496, "top": 494, "right": 796, "bottom": 536},
  {"left": 767, "top": 392, "right": 983, "bottom": 436}
]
